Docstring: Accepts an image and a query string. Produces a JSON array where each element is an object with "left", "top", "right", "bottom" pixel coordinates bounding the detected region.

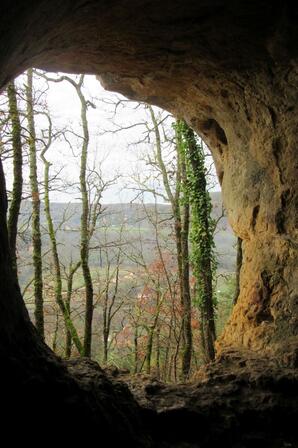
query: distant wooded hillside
[{"left": 17, "top": 192, "right": 236, "bottom": 287}]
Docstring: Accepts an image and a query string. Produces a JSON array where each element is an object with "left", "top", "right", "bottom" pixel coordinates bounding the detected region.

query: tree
[
  {"left": 175, "top": 122, "right": 192, "bottom": 379},
  {"left": 77, "top": 75, "right": 95, "bottom": 357},
  {"left": 179, "top": 120, "right": 217, "bottom": 362},
  {"left": 26, "top": 68, "right": 44, "bottom": 339},
  {"left": 6, "top": 80, "right": 23, "bottom": 280},
  {"left": 40, "top": 111, "right": 83, "bottom": 355},
  {"left": 64, "top": 260, "right": 81, "bottom": 357},
  {"left": 147, "top": 105, "right": 192, "bottom": 378},
  {"left": 40, "top": 72, "right": 96, "bottom": 357}
]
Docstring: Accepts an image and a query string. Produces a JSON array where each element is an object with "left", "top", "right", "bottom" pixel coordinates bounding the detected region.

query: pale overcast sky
[{"left": 4, "top": 72, "right": 219, "bottom": 204}]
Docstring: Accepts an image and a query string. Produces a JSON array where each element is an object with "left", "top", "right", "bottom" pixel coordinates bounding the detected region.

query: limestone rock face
[{"left": 0, "top": 0, "right": 297, "bottom": 368}]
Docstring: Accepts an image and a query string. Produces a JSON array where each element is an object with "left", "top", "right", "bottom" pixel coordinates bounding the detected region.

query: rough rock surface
[
  {"left": 2, "top": 331, "right": 151, "bottom": 446},
  {"left": 108, "top": 351, "right": 298, "bottom": 447}
]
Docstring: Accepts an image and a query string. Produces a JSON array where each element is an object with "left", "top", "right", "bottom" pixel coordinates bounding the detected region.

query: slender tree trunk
[
  {"left": 145, "top": 290, "right": 161, "bottom": 375},
  {"left": 168, "top": 354, "right": 174, "bottom": 382},
  {"left": 173, "top": 323, "right": 183, "bottom": 382},
  {"left": 145, "top": 327, "right": 154, "bottom": 374},
  {"left": 77, "top": 76, "right": 94, "bottom": 358},
  {"left": 52, "top": 308, "right": 59, "bottom": 353},
  {"left": 155, "top": 325, "right": 160, "bottom": 379},
  {"left": 148, "top": 105, "right": 192, "bottom": 379},
  {"left": 7, "top": 81, "right": 23, "bottom": 280},
  {"left": 39, "top": 73, "right": 95, "bottom": 356},
  {"left": 163, "top": 315, "right": 173, "bottom": 381},
  {"left": 65, "top": 261, "right": 81, "bottom": 358},
  {"left": 103, "top": 310, "right": 112, "bottom": 365},
  {"left": 103, "top": 325, "right": 109, "bottom": 364},
  {"left": 49, "top": 74, "right": 94, "bottom": 356},
  {"left": 102, "top": 271, "right": 109, "bottom": 364},
  {"left": 41, "top": 147, "right": 83, "bottom": 356},
  {"left": 134, "top": 325, "right": 139, "bottom": 374},
  {"left": 201, "top": 267, "right": 216, "bottom": 361},
  {"left": 26, "top": 69, "right": 44, "bottom": 339},
  {"left": 102, "top": 253, "right": 121, "bottom": 364},
  {"left": 65, "top": 318, "right": 72, "bottom": 358}
]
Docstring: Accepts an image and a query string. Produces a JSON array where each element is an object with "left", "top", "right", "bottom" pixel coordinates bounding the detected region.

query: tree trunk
[
  {"left": 181, "top": 122, "right": 216, "bottom": 363},
  {"left": 52, "top": 308, "right": 59, "bottom": 352},
  {"left": 26, "top": 68, "right": 44, "bottom": 339},
  {"left": 7, "top": 80, "right": 23, "bottom": 280},
  {"left": 103, "top": 327, "right": 108, "bottom": 365},
  {"left": 65, "top": 261, "right": 81, "bottom": 358},
  {"left": 77, "top": 76, "right": 94, "bottom": 358},
  {"left": 133, "top": 325, "right": 139, "bottom": 374},
  {"left": 179, "top": 134, "right": 192, "bottom": 378},
  {"left": 149, "top": 105, "right": 192, "bottom": 378},
  {"left": 155, "top": 325, "right": 160, "bottom": 379},
  {"left": 145, "top": 327, "right": 154, "bottom": 374},
  {"left": 42, "top": 148, "right": 83, "bottom": 356},
  {"left": 43, "top": 73, "right": 94, "bottom": 357}
]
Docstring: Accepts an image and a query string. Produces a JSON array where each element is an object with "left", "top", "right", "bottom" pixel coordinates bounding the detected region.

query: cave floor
[{"left": 66, "top": 350, "right": 298, "bottom": 448}]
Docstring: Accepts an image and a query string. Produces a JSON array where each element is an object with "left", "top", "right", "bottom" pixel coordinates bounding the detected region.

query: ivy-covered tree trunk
[
  {"left": 26, "top": 69, "right": 44, "bottom": 339},
  {"left": 181, "top": 195, "right": 192, "bottom": 377},
  {"left": 7, "top": 80, "right": 23, "bottom": 280},
  {"left": 177, "top": 128, "right": 192, "bottom": 378},
  {"left": 180, "top": 120, "right": 216, "bottom": 363}
]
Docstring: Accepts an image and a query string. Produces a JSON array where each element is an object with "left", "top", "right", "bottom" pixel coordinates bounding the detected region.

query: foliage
[{"left": 175, "top": 120, "right": 217, "bottom": 361}]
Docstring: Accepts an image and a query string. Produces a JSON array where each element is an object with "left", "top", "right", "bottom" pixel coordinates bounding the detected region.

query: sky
[{"left": 3, "top": 72, "right": 220, "bottom": 204}]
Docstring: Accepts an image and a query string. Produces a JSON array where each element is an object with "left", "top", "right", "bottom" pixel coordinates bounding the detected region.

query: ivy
[{"left": 174, "top": 120, "right": 217, "bottom": 361}]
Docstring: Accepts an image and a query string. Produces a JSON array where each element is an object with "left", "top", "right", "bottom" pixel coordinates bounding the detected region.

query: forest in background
[{"left": 0, "top": 70, "right": 239, "bottom": 381}]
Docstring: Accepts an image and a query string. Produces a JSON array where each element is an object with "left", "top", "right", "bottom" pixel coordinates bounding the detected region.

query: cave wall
[{"left": 0, "top": 0, "right": 297, "bottom": 364}]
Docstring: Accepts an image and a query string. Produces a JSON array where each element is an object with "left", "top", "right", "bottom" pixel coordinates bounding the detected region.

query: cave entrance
[
  {"left": 0, "top": 2, "right": 297, "bottom": 446},
  {"left": 2, "top": 69, "right": 237, "bottom": 380},
  {"left": 0, "top": 0, "right": 296, "bottom": 392}
]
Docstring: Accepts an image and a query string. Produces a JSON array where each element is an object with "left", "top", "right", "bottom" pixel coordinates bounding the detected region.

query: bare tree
[
  {"left": 40, "top": 72, "right": 96, "bottom": 357},
  {"left": 26, "top": 68, "right": 44, "bottom": 339},
  {"left": 40, "top": 111, "right": 83, "bottom": 355},
  {"left": 6, "top": 80, "right": 23, "bottom": 279},
  {"left": 137, "top": 105, "right": 193, "bottom": 378}
]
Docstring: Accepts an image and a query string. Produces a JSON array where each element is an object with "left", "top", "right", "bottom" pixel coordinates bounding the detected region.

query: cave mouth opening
[
  {"left": 3, "top": 68, "right": 236, "bottom": 381},
  {"left": 0, "top": 0, "right": 296, "bottom": 370},
  {"left": 0, "top": 0, "right": 297, "bottom": 364}
]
